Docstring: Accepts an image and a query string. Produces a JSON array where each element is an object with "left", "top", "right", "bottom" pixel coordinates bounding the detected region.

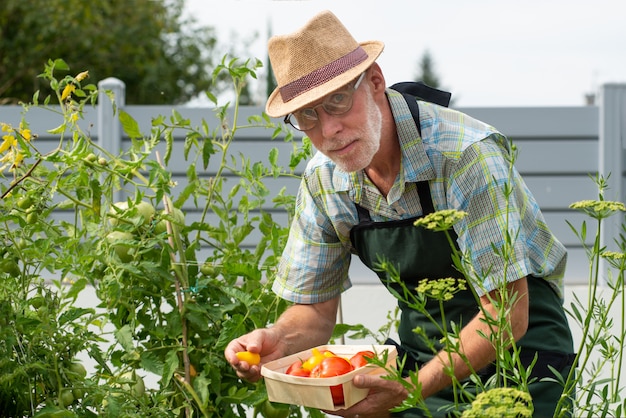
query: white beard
[{"left": 331, "top": 89, "right": 382, "bottom": 173}]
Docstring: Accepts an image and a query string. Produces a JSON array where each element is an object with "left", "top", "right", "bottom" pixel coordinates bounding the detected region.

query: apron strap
[
  {"left": 389, "top": 81, "right": 452, "bottom": 108},
  {"left": 390, "top": 81, "right": 452, "bottom": 137},
  {"left": 416, "top": 181, "right": 435, "bottom": 214}
]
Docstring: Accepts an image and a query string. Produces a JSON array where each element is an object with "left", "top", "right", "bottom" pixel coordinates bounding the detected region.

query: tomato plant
[{"left": 0, "top": 57, "right": 328, "bottom": 417}]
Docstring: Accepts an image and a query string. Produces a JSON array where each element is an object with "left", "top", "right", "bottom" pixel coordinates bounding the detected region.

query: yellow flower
[
  {"left": 11, "top": 152, "right": 24, "bottom": 169},
  {"left": 0, "top": 134, "right": 15, "bottom": 153},
  {"left": 61, "top": 84, "right": 76, "bottom": 101},
  {"left": 602, "top": 251, "right": 626, "bottom": 261},
  {"left": 570, "top": 199, "right": 626, "bottom": 220},
  {"left": 414, "top": 209, "right": 468, "bottom": 232},
  {"left": 461, "top": 387, "right": 533, "bottom": 418},
  {"left": 416, "top": 277, "right": 467, "bottom": 301},
  {"left": 19, "top": 128, "right": 32, "bottom": 142},
  {"left": 75, "top": 71, "right": 89, "bottom": 82}
]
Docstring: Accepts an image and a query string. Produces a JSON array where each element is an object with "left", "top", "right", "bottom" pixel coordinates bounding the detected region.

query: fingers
[
  {"left": 225, "top": 328, "right": 283, "bottom": 382},
  {"left": 234, "top": 362, "right": 263, "bottom": 382},
  {"left": 351, "top": 373, "right": 377, "bottom": 388}
]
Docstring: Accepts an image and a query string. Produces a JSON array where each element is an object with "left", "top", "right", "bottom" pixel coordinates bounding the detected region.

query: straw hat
[{"left": 265, "top": 10, "right": 384, "bottom": 117}]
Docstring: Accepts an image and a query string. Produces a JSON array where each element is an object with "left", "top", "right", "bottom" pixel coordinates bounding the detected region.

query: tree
[
  {"left": 0, "top": 0, "right": 218, "bottom": 105},
  {"left": 414, "top": 49, "right": 441, "bottom": 88},
  {"left": 414, "top": 49, "right": 456, "bottom": 105}
]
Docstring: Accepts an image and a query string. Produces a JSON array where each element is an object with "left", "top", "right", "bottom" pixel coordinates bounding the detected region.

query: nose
[{"left": 316, "top": 109, "right": 343, "bottom": 138}]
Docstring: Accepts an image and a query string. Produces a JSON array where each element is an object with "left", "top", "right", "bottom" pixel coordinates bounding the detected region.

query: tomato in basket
[
  {"left": 285, "top": 359, "right": 311, "bottom": 377},
  {"left": 310, "top": 356, "right": 354, "bottom": 405},
  {"left": 349, "top": 350, "right": 376, "bottom": 369}
]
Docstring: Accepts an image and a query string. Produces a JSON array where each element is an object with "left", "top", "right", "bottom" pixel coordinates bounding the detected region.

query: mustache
[{"left": 325, "top": 138, "right": 356, "bottom": 152}]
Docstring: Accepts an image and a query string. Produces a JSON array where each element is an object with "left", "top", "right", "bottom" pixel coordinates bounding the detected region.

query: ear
[{"left": 367, "top": 63, "right": 386, "bottom": 95}]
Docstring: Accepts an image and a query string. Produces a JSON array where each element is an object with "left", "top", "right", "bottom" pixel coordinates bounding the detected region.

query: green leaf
[
  {"left": 114, "top": 325, "right": 135, "bottom": 353},
  {"left": 33, "top": 406, "right": 75, "bottom": 417},
  {"left": 202, "top": 137, "right": 214, "bottom": 169},
  {"left": 161, "top": 349, "right": 179, "bottom": 386},
  {"left": 268, "top": 147, "right": 278, "bottom": 167},
  {"left": 65, "top": 277, "right": 88, "bottom": 301},
  {"left": 53, "top": 58, "right": 70, "bottom": 71},
  {"left": 164, "top": 128, "right": 173, "bottom": 165},
  {"left": 216, "top": 314, "right": 247, "bottom": 349},
  {"left": 58, "top": 307, "right": 93, "bottom": 326},
  {"left": 47, "top": 122, "right": 66, "bottom": 134},
  {"left": 140, "top": 350, "right": 164, "bottom": 376},
  {"left": 119, "top": 109, "right": 142, "bottom": 139},
  {"left": 89, "top": 178, "right": 102, "bottom": 218},
  {"left": 192, "top": 375, "right": 211, "bottom": 408}
]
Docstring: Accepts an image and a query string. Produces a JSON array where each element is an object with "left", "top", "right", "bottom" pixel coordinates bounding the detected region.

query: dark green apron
[{"left": 349, "top": 181, "right": 575, "bottom": 418}]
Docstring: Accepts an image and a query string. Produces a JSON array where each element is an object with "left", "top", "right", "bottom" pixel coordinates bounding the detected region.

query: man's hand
[
  {"left": 329, "top": 374, "right": 409, "bottom": 418},
  {"left": 225, "top": 297, "right": 340, "bottom": 382},
  {"left": 224, "top": 328, "right": 285, "bottom": 382}
]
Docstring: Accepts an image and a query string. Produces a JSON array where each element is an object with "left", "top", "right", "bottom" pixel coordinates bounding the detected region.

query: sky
[{"left": 184, "top": 0, "right": 625, "bottom": 107}]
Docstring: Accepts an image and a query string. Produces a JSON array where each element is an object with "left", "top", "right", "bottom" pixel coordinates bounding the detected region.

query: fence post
[
  {"left": 97, "top": 77, "right": 126, "bottom": 201},
  {"left": 598, "top": 83, "right": 626, "bottom": 270}
]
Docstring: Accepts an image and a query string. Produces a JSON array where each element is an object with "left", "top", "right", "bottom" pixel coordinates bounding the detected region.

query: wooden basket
[{"left": 260, "top": 344, "right": 397, "bottom": 411}]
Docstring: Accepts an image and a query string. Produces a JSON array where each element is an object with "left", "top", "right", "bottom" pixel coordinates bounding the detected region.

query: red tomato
[
  {"left": 311, "top": 356, "right": 354, "bottom": 405},
  {"left": 349, "top": 350, "right": 376, "bottom": 369},
  {"left": 285, "top": 359, "right": 311, "bottom": 377}
]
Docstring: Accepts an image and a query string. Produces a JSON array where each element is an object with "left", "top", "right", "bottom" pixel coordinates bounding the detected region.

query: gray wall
[{"left": 2, "top": 81, "right": 626, "bottom": 285}]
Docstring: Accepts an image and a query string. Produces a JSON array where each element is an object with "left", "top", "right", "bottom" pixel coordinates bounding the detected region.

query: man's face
[{"left": 305, "top": 77, "right": 382, "bottom": 173}]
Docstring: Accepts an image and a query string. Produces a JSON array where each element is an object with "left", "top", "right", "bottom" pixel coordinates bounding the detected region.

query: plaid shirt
[{"left": 273, "top": 88, "right": 567, "bottom": 304}]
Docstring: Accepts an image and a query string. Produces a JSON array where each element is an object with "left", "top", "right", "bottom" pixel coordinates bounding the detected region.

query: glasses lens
[
  {"left": 285, "top": 113, "right": 314, "bottom": 131},
  {"left": 321, "top": 72, "right": 364, "bottom": 116},
  {"left": 322, "top": 91, "right": 353, "bottom": 115}
]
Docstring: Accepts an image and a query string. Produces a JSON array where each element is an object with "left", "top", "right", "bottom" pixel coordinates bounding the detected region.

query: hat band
[{"left": 279, "top": 46, "right": 368, "bottom": 103}]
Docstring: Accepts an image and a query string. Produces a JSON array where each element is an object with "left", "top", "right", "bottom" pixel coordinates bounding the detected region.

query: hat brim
[{"left": 265, "top": 40, "right": 384, "bottom": 118}]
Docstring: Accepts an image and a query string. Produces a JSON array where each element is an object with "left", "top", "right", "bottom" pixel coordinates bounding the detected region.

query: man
[{"left": 225, "top": 10, "right": 575, "bottom": 418}]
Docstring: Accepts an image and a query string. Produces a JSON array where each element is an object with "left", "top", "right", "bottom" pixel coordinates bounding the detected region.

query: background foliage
[{"left": 0, "top": 0, "right": 220, "bottom": 105}]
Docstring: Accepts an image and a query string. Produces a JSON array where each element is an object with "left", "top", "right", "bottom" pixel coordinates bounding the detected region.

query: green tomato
[
  {"left": 108, "top": 201, "right": 129, "bottom": 226},
  {"left": 72, "top": 387, "right": 84, "bottom": 400},
  {"left": 17, "top": 195, "right": 33, "bottom": 210},
  {"left": 154, "top": 207, "right": 185, "bottom": 234},
  {"left": 105, "top": 231, "right": 134, "bottom": 262},
  {"left": 26, "top": 211, "right": 38, "bottom": 224},
  {"left": 259, "top": 400, "right": 290, "bottom": 418},
  {"left": 84, "top": 153, "right": 97, "bottom": 163},
  {"left": 119, "top": 371, "right": 146, "bottom": 398},
  {"left": 135, "top": 201, "right": 156, "bottom": 225},
  {"left": 68, "top": 362, "right": 87, "bottom": 379},
  {"left": 200, "top": 263, "right": 215, "bottom": 276},
  {"left": 29, "top": 296, "right": 45, "bottom": 309},
  {"left": 60, "top": 389, "right": 75, "bottom": 408},
  {"left": 0, "top": 259, "right": 20, "bottom": 276},
  {"left": 109, "top": 201, "right": 155, "bottom": 227}
]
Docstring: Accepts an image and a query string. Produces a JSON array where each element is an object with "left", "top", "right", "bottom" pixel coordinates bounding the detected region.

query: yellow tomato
[
  {"left": 301, "top": 348, "right": 335, "bottom": 371},
  {"left": 236, "top": 351, "right": 261, "bottom": 365}
]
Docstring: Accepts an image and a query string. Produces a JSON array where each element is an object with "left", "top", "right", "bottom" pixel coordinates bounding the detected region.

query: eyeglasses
[{"left": 284, "top": 72, "right": 366, "bottom": 131}]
